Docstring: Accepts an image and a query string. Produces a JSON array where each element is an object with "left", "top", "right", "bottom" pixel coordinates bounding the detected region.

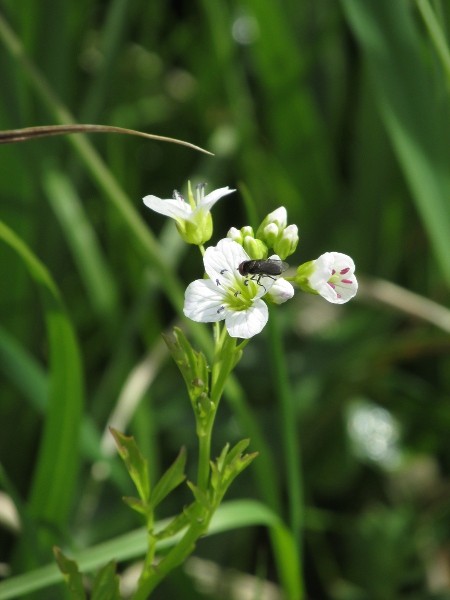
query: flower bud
[
  {"left": 256, "top": 206, "right": 288, "bottom": 240},
  {"left": 262, "top": 223, "right": 279, "bottom": 248},
  {"left": 227, "top": 227, "right": 243, "bottom": 244},
  {"left": 240, "top": 225, "right": 254, "bottom": 238},
  {"left": 242, "top": 236, "right": 268, "bottom": 259},
  {"left": 266, "top": 278, "right": 295, "bottom": 305},
  {"left": 274, "top": 224, "right": 299, "bottom": 260}
]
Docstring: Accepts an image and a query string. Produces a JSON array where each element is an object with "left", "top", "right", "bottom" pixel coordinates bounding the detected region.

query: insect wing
[{"left": 263, "top": 259, "right": 289, "bottom": 276}]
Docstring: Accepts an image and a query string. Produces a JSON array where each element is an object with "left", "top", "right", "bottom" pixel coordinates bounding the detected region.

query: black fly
[{"left": 238, "top": 258, "right": 289, "bottom": 292}]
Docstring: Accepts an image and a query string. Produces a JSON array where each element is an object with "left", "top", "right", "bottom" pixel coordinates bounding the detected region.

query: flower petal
[
  {"left": 183, "top": 279, "right": 227, "bottom": 322},
  {"left": 203, "top": 239, "right": 249, "bottom": 285},
  {"left": 200, "top": 186, "right": 235, "bottom": 212},
  {"left": 225, "top": 300, "right": 268, "bottom": 338},
  {"left": 143, "top": 196, "right": 193, "bottom": 220}
]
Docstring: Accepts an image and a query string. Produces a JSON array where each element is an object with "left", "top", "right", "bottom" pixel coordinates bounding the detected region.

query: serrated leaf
[
  {"left": 53, "top": 547, "right": 86, "bottom": 600},
  {"left": 91, "top": 561, "right": 121, "bottom": 600},
  {"left": 109, "top": 428, "right": 150, "bottom": 502},
  {"left": 151, "top": 447, "right": 186, "bottom": 508}
]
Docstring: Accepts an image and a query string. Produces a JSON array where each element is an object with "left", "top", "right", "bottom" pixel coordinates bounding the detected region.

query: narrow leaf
[
  {"left": 91, "top": 561, "right": 121, "bottom": 600},
  {"left": 151, "top": 447, "right": 187, "bottom": 508},
  {"left": 0, "top": 221, "right": 83, "bottom": 534},
  {"left": 53, "top": 548, "right": 86, "bottom": 600},
  {"left": 0, "top": 123, "right": 213, "bottom": 155},
  {"left": 110, "top": 428, "right": 150, "bottom": 502}
]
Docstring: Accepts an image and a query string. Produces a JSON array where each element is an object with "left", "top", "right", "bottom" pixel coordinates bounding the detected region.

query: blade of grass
[
  {"left": 0, "top": 221, "right": 83, "bottom": 534},
  {"left": 416, "top": 0, "right": 450, "bottom": 82},
  {"left": 42, "top": 168, "right": 120, "bottom": 327},
  {"left": 341, "top": 0, "right": 450, "bottom": 286},
  {"left": 267, "top": 308, "right": 304, "bottom": 568},
  {"left": 0, "top": 499, "right": 300, "bottom": 600}
]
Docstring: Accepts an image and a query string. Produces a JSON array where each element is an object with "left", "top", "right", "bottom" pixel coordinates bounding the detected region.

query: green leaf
[
  {"left": 122, "top": 497, "right": 148, "bottom": 516},
  {"left": 0, "top": 221, "right": 83, "bottom": 535},
  {"left": 91, "top": 561, "right": 121, "bottom": 600},
  {"left": 151, "top": 447, "right": 187, "bottom": 508},
  {"left": 342, "top": 0, "right": 450, "bottom": 286},
  {"left": 53, "top": 548, "right": 86, "bottom": 600},
  {"left": 109, "top": 428, "right": 150, "bottom": 502},
  {"left": 0, "top": 500, "right": 302, "bottom": 600},
  {"left": 186, "top": 481, "right": 211, "bottom": 510},
  {"left": 43, "top": 168, "right": 119, "bottom": 327}
]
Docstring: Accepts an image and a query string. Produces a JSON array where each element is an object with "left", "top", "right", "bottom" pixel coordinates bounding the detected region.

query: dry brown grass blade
[{"left": 0, "top": 124, "right": 214, "bottom": 155}]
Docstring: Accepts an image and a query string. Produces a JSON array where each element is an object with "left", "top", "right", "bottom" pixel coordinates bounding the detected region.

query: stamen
[
  {"left": 220, "top": 269, "right": 228, "bottom": 274},
  {"left": 195, "top": 182, "right": 207, "bottom": 189},
  {"left": 341, "top": 279, "right": 353, "bottom": 284},
  {"left": 234, "top": 291, "right": 241, "bottom": 297},
  {"left": 340, "top": 267, "right": 350, "bottom": 275},
  {"left": 217, "top": 306, "right": 225, "bottom": 313},
  {"left": 331, "top": 269, "right": 336, "bottom": 275},
  {"left": 337, "top": 293, "right": 342, "bottom": 299},
  {"left": 215, "top": 279, "right": 221, "bottom": 286},
  {"left": 328, "top": 282, "right": 336, "bottom": 289}
]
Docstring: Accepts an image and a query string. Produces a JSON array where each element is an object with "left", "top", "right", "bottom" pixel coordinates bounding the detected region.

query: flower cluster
[{"left": 143, "top": 183, "right": 357, "bottom": 338}]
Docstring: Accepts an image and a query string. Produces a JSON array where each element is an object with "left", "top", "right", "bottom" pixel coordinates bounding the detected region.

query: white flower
[
  {"left": 266, "top": 278, "right": 294, "bottom": 305},
  {"left": 143, "top": 183, "right": 235, "bottom": 245},
  {"left": 184, "top": 239, "right": 286, "bottom": 338},
  {"left": 143, "top": 183, "right": 234, "bottom": 223},
  {"left": 308, "top": 252, "right": 357, "bottom": 304}
]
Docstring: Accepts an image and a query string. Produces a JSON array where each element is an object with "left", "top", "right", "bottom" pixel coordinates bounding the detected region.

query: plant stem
[{"left": 267, "top": 308, "right": 303, "bottom": 559}]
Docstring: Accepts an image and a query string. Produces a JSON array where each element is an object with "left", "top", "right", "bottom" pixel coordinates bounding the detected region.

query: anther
[
  {"left": 216, "top": 279, "right": 221, "bottom": 286},
  {"left": 217, "top": 306, "right": 225, "bottom": 313},
  {"left": 195, "top": 182, "right": 207, "bottom": 189}
]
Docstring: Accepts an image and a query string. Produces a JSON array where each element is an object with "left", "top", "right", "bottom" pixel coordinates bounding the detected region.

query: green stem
[
  {"left": 197, "top": 420, "right": 213, "bottom": 491},
  {"left": 132, "top": 512, "right": 209, "bottom": 600},
  {"left": 197, "top": 328, "right": 236, "bottom": 491},
  {"left": 267, "top": 308, "right": 303, "bottom": 560}
]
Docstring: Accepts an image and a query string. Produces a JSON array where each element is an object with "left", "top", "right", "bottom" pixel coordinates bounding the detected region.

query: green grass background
[{"left": 1, "top": 0, "right": 450, "bottom": 598}]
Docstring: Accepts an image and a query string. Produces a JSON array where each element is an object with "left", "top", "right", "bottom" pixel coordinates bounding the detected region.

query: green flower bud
[
  {"left": 243, "top": 236, "right": 268, "bottom": 259},
  {"left": 256, "top": 206, "right": 287, "bottom": 239},
  {"left": 262, "top": 223, "right": 279, "bottom": 248},
  {"left": 240, "top": 225, "right": 254, "bottom": 238},
  {"left": 227, "top": 227, "right": 243, "bottom": 244},
  {"left": 274, "top": 224, "right": 299, "bottom": 260}
]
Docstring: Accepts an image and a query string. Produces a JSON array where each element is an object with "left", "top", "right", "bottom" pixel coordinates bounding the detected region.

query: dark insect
[{"left": 238, "top": 258, "right": 289, "bottom": 292}]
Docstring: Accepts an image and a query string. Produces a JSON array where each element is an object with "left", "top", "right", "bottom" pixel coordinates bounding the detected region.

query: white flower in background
[
  {"left": 143, "top": 183, "right": 235, "bottom": 245},
  {"left": 184, "top": 239, "right": 290, "bottom": 338},
  {"left": 303, "top": 252, "right": 357, "bottom": 304}
]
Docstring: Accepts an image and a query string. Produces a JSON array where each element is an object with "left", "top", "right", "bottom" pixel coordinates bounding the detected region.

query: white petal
[
  {"left": 203, "top": 239, "right": 248, "bottom": 285},
  {"left": 225, "top": 300, "right": 268, "bottom": 338},
  {"left": 329, "top": 252, "right": 355, "bottom": 273},
  {"left": 309, "top": 253, "right": 334, "bottom": 288},
  {"left": 183, "top": 279, "right": 227, "bottom": 322},
  {"left": 200, "top": 187, "right": 235, "bottom": 212},
  {"left": 267, "top": 278, "right": 294, "bottom": 304},
  {"left": 333, "top": 279, "right": 358, "bottom": 303},
  {"left": 143, "top": 196, "right": 193, "bottom": 220}
]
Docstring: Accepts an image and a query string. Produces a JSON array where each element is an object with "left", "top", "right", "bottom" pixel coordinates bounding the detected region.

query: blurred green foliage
[{"left": 1, "top": 0, "right": 450, "bottom": 598}]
